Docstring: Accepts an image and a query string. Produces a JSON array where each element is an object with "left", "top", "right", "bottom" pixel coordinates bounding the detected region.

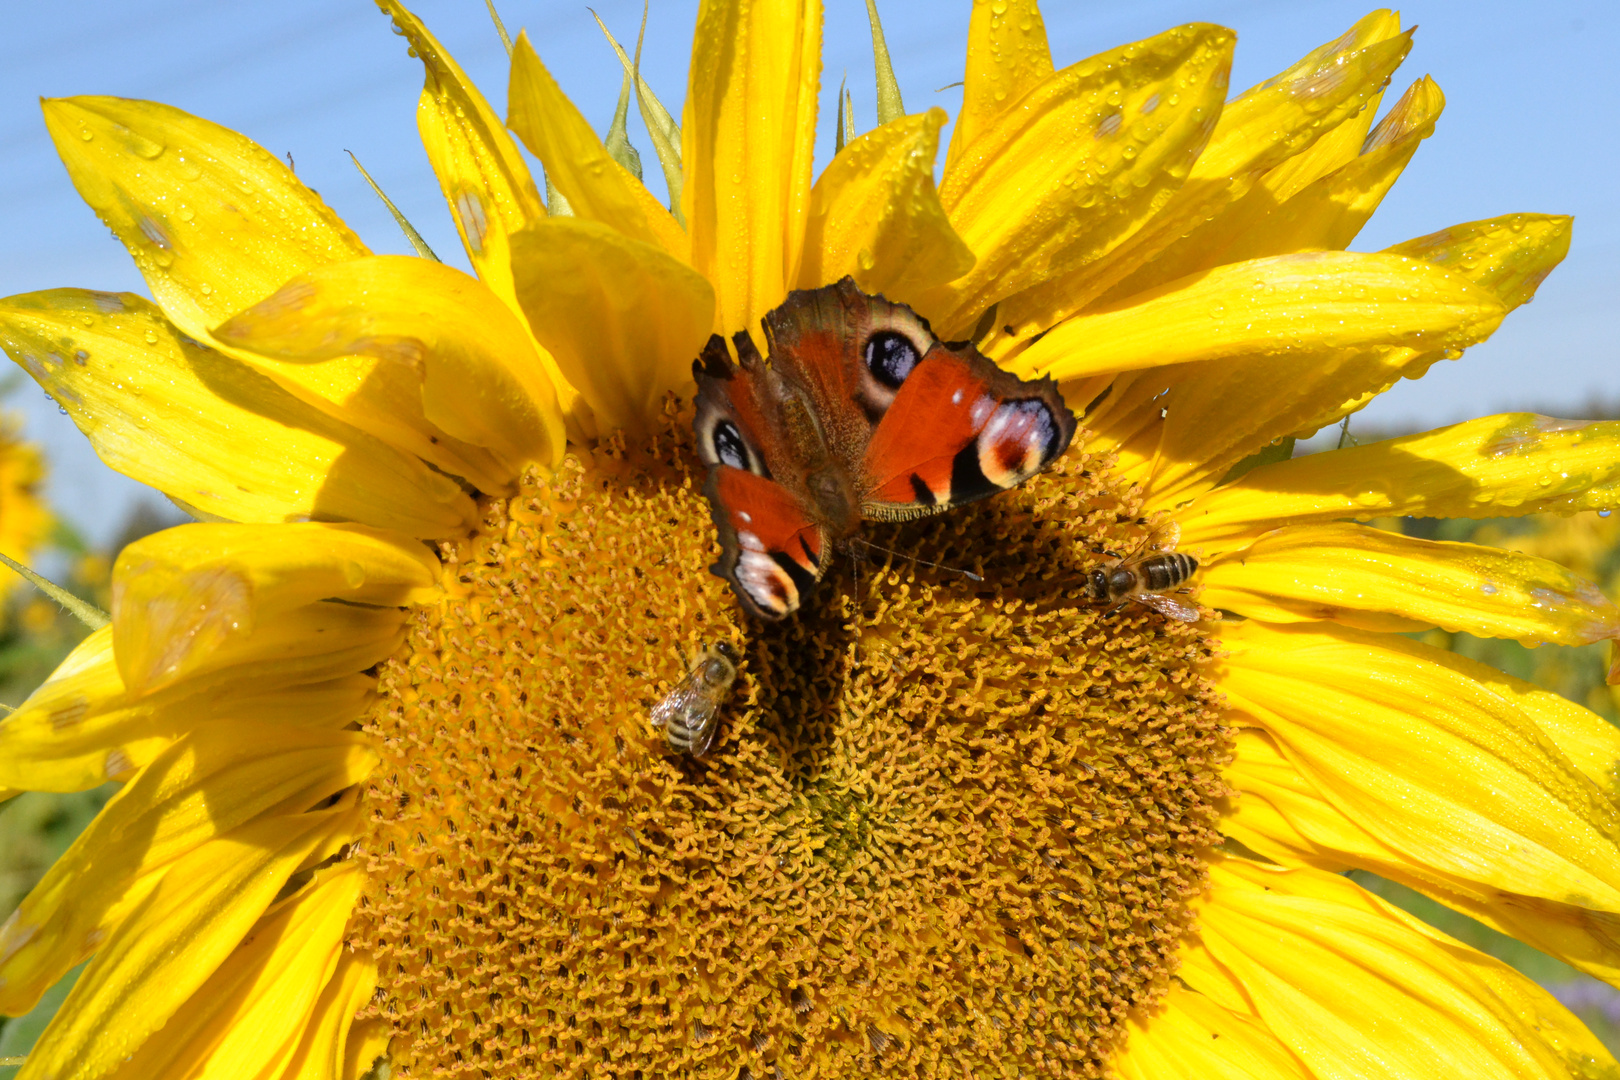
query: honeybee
[
  {"left": 650, "top": 642, "right": 740, "bottom": 757},
  {"left": 1084, "top": 533, "right": 1201, "bottom": 623}
]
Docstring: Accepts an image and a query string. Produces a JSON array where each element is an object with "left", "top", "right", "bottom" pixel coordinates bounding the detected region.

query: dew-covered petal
[
  {"left": 215, "top": 256, "right": 565, "bottom": 478},
  {"left": 18, "top": 799, "right": 359, "bottom": 1080},
  {"left": 1180, "top": 413, "right": 1620, "bottom": 547},
  {"left": 1386, "top": 213, "right": 1575, "bottom": 311},
  {"left": 509, "top": 218, "right": 715, "bottom": 435},
  {"left": 109, "top": 863, "right": 363, "bottom": 1080},
  {"left": 1197, "top": 860, "right": 1618, "bottom": 1080},
  {"left": 111, "top": 522, "right": 437, "bottom": 696},
  {"left": 279, "top": 947, "right": 378, "bottom": 1080},
  {"left": 795, "top": 109, "right": 974, "bottom": 299},
  {"left": 374, "top": 2, "right": 545, "bottom": 292},
  {"left": 1217, "top": 619, "right": 1620, "bottom": 911},
  {"left": 945, "top": 0, "right": 1053, "bottom": 174},
  {"left": 1200, "top": 522, "right": 1620, "bottom": 647},
  {"left": 1113, "top": 980, "right": 1310, "bottom": 1080},
  {"left": 683, "top": 0, "right": 822, "bottom": 334},
  {"left": 1091, "top": 213, "right": 1572, "bottom": 505},
  {"left": 0, "top": 620, "right": 370, "bottom": 795},
  {"left": 507, "top": 34, "right": 687, "bottom": 261},
  {"left": 987, "top": 16, "right": 1411, "bottom": 348},
  {"left": 924, "top": 24, "right": 1234, "bottom": 336},
  {"left": 1116, "top": 73, "right": 1440, "bottom": 297},
  {"left": 0, "top": 722, "right": 372, "bottom": 1016},
  {"left": 1013, "top": 251, "right": 1503, "bottom": 383},
  {"left": 1223, "top": 726, "right": 1620, "bottom": 987},
  {"left": 1196, "top": 13, "right": 1411, "bottom": 180},
  {"left": 1212, "top": 76, "right": 1443, "bottom": 265},
  {"left": 41, "top": 97, "right": 367, "bottom": 347},
  {"left": 0, "top": 289, "right": 477, "bottom": 538}
]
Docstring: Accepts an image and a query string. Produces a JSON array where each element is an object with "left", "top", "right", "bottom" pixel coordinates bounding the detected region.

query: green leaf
[
  {"left": 603, "top": 70, "right": 644, "bottom": 181},
  {"left": 865, "top": 0, "right": 905, "bottom": 125},
  {"left": 591, "top": 4, "right": 683, "bottom": 224}
]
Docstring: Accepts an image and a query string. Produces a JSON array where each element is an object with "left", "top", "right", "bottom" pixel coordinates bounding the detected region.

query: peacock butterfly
[{"left": 693, "top": 277, "right": 1077, "bottom": 620}]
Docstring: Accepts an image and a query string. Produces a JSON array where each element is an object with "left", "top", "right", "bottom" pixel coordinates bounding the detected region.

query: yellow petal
[
  {"left": 373, "top": 1, "right": 544, "bottom": 290},
  {"left": 215, "top": 256, "right": 565, "bottom": 477},
  {"left": 1014, "top": 251, "right": 1504, "bottom": 383},
  {"left": 926, "top": 24, "right": 1234, "bottom": 335},
  {"left": 1091, "top": 213, "right": 1572, "bottom": 505},
  {"left": 1199, "top": 859, "right": 1617, "bottom": 1079},
  {"left": 0, "top": 626, "right": 371, "bottom": 795},
  {"left": 1180, "top": 413, "right": 1620, "bottom": 547},
  {"left": 987, "top": 17, "right": 1412, "bottom": 348},
  {"left": 41, "top": 97, "right": 367, "bottom": 345},
  {"left": 795, "top": 109, "right": 974, "bottom": 299},
  {"left": 506, "top": 33, "right": 687, "bottom": 262},
  {"left": 1114, "top": 981, "right": 1310, "bottom": 1080},
  {"left": 19, "top": 799, "right": 359, "bottom": 1080},
  {"left": 1197, "top": 75, "right": 1444, "bottom": 270},
  {"left": 1388, "top": 212, "right": 1576, "bottom": 312},
  {"left": 1200, "top": 522, "right": 1620, "bottom": 647},
  {"left": 1242, "top": 13, "right": 1408, "bottom": 201},
  {"left": 1199, "top": 22, "right": 1413, "bottom": 181},
  {"left": 110, "top": 863, "right": 364, "bottom": 1080},
  {"left": 509, "top": 218, "right": 716, "bottom": 435},
  {"left": 1472, "top": 660, "right": 1620, "bottom": 796},
  {"left": 1217, "top": 619, "right": 1620, "bottom": 911},
  {"left": 0, "top": 722, "right": 373, "bottom": 1015},
  {"left": 683, "top": 0, "right": 822, "bottom": 333},
  {"left": 111, "top": 522, "right": 436, "bottom": 696},
  {"left": 278, "top": 948, "right": 378, "bottom": 1080},
  {"left": 0, "top": 289, "right": 476, "bottom": 538},
  {"left": 1223, "top": 726, "right": 1620, "bottom": 987},
  {"left": 341, "top": 1016, "right": 393, "bottom": 1080},
  {"left": 944, "top": 0, "right": 1053, "bottom": 174}
]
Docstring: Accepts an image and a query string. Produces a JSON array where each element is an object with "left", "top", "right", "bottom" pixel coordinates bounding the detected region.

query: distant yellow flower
[
  {"left": 0, "top": 417, "right": 52, "bottom": 616},
  {"left": 0, "top": 3, "right": 1616, "bottom": 1079}
]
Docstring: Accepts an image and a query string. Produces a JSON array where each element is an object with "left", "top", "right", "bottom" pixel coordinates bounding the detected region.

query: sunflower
[
  {"left": 0, "top": 419, "right": 53, "bottom": 620},
  {"left": 0, "top": 2, "right": 1616, "bottom": 1078}
]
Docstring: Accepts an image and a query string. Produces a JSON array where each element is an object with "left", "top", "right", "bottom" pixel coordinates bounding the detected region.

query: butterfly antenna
[{"left": 852, "top": 538, "right": 984, "bottom": 582}]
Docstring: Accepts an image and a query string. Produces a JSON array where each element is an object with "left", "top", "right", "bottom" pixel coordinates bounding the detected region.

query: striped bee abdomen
[{"left": 1137, "top": 552, "right": 1198, "bottom": 592}]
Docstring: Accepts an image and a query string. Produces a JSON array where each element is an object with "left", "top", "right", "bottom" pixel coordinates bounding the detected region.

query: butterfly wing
[
  {"left": 760, "top": 278, "right": 1076, "bottom": 518},
  {"left": 694, "top": 333, "right": 837, "bottom": 620},
  {"left": 860, "top": 346, "right": 1076, "bottom": 518},
  {"left": 703, "top": 464, "right": 832, "bottom": 619}
]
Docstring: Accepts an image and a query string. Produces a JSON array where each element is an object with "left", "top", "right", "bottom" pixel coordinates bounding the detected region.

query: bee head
[
  {"left": 1084, "top": 568, "right": 1109, "bottom": 601},
  {"left": 702, "top": 642, "right": 740, "bottom": 686}
]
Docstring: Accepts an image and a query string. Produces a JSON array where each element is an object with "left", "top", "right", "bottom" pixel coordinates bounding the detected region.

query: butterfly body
[{"left": 694, "top": 278, "right": 1076, "bottom": 620}]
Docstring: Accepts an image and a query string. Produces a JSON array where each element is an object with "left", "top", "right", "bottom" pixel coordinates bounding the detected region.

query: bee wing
[
  {"left": 650, "top": 684, "right": 697, "bottom": 730},
  {"left": 1154, "top": 520, "right": 1181, "bottom": 550},
  {"left": 1137, "top": 592, "right": 1201, "bottom": 623},
  {"left": 689, "top": 713, "right": 720, "bottom": 757}
]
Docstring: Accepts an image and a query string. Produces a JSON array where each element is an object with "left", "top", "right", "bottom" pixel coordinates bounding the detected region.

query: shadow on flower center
[{"left": 351, "top": 415, "right": 1229, "bottom": 1078}]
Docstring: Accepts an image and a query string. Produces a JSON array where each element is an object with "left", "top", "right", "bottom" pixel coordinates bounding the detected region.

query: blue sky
[{"left": 0, "top": 0, "right": 1613, "bottom": 540}]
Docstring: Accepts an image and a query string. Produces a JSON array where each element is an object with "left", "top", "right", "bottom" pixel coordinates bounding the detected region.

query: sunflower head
[{"left": 0, "top": 3, "right": 1616, "bottom": 1080}]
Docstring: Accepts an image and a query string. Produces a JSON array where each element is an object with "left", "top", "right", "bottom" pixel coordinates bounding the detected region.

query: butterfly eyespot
[
  {"left": 864, "top": 330, "right": 919, "bottom": 389},
  {"left": 711, "top": 419, "right": 750, "bottom": 470}
]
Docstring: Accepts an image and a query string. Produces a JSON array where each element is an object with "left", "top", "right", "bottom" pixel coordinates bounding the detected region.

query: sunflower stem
[
  {"left": 346, "top": 152, "right": 440, "bottom": 261},
  {"left": 485, "top": 0, "right": 513, "bottom": 55},
  {"left": 590, "top": 4, "right": 684, "bottom": 224},
  {"left": 864, "top": 0, "right": 905, "bottom": 125},
  {"left": 0, "top": 552, "right": 109, "bottom": 630}
]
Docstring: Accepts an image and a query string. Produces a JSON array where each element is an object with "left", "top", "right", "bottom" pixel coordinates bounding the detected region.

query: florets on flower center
[{"left": 350, "top": 413, "right": 1229, "bottom": 1079}]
